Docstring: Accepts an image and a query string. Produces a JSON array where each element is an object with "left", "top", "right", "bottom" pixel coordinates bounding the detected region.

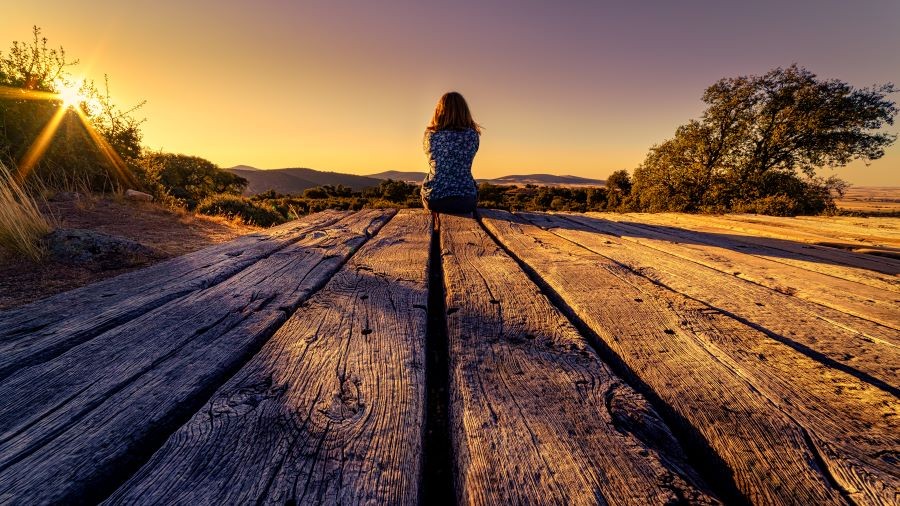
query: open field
[
  {"left": 836, "top": 186, "right": 900, "bottom": 214},
  {"left": 0, "top": 209, "right": 897, "bottom": 504}
]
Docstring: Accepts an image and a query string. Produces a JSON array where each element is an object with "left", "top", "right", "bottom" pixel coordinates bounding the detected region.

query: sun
[{"left": 54, "top": 79, "right": 87, "bottom": 108}]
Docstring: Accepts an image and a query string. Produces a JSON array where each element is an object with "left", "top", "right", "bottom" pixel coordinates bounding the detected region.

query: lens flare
[
  {"left": 54, "top": 79, "right": 87, "bottom": 108},
  {"left": 0, "top": 81, "right": 137, "bottom": 185},
  {"left": 16, "top": 106, "right": 69, "bottom": 181}
]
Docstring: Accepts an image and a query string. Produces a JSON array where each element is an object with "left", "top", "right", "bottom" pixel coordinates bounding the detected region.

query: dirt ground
[{"left": 0, "top": 196, "right": 259, "bottom": 310}]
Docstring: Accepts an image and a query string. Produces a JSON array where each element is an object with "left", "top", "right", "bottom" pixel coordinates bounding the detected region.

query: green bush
[
  {"left": 135, "top": 153, "right": 246, "bottom": 209},
  {"left": 733, "top": 195, "right": 802, "bottom": 216},
  {"left": 196, "top": 194, "right": 285, "bottom": 226}
]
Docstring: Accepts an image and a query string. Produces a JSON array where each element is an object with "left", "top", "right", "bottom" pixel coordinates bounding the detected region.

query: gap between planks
[
  {"left": 105, "top": 210, "right": 431, "bottom": 505},
  {"left": 523, "top": 212, "right": 900, "bottom": 396},
  {"left": 480, "top": 209, "right": 900, "bottom": 506},
  {"left": 441, "top": 213, "right": 719, "bottom": 505},
  {"left": 0, "top": 210, "right": 394, "bottom": 504}
]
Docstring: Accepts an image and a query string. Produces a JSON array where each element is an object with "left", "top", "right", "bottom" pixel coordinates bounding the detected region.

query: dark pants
[{"left": 423, "top": 194, "right": 477, "bottom": 215}]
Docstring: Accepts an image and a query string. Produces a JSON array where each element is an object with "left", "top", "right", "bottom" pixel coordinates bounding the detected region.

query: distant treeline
[{"left": 190, "top": 174, "right": 636, "bottom": 226}]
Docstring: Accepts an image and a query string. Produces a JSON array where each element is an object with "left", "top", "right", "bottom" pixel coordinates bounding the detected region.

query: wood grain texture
[
  {"left": 105, "top": 210, "right": 431, "bottom": 505},
  {"left": 711, "top": 214, "right": 900, "bottom": 248},
  {"left": 0, "top": 210, "right": 347, "bottom": 381},
  {"left": 586, "top": 213, "right": 900, "bottom": 331},
  {"left": 440, "top": 214, "right": 719, "bottom": 505},
  {"left": 479, "top": 209, "right": 850, "bottom": 505},
  {"left": 0, "top": 210, "right": 393, "bottom": 505},
  {"left": 606, "top": 212, "right": 900, "bottom": 282},
  {"left": 789, "top": 216, "right": 900, "bottom": 243},
  {"left": 524, "top": 212, "right": 900, "bottom": 392},
  {"left": 519, "top": 212, "right": 900, "bottom": 506},
  {"left": 591, "top": 213, "right": 900, "bottom": 348}
]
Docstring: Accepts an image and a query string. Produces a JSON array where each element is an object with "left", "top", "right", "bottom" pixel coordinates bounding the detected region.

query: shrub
[
  {"left": 303, "top": 187, "right": 328, "bottom": 199},
  {"left": 1, "top": 27, "right": 145, "bottom": 191},
  {"left": 0, "top": 161, "right": 53, "bottom": 261},
  {"left": 196, "top": 194, "right": 285, "bottom": 226},
  {"left": 134, "top": 153, "right": 247, "bottom": 209},
  {"left": 733, "top": 195, "right": 802, "bottom": 216}
]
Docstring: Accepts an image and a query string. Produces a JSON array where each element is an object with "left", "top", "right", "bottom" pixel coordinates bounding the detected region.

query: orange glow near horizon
[{"left": 2, "top": 2, "right": 899, "bottom": 185}]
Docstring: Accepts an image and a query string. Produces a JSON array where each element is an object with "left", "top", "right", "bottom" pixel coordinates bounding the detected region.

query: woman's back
[
  {"left": 421, "top": 128, "right": 479, "bottom": 201},
  {"left": 420, "top": 91, "right": 481, "bottom": 215}
]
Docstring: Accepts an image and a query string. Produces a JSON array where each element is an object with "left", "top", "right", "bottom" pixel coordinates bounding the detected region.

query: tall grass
[{"left": 0, "top": 161, "right": 53, "bottom": 261}]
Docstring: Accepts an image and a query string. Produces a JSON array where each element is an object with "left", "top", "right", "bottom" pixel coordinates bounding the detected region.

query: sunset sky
[{"left": 3, "top": 0, "right": 899, "bottom": 184}]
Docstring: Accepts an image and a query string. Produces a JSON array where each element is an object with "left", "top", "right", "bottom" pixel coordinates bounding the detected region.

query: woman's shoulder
[{"left": 429, "top": 127, "right": 478, "bottom": 138}]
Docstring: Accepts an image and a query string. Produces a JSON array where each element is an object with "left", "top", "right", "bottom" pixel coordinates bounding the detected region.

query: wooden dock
[{"left": 0, "top": 209, "right": 897, "bottom": 505}]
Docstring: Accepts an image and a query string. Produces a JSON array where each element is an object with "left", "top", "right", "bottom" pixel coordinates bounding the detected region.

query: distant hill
[
  {"left": 367, "top": 171, "right": 428, "bottom": 183},
  {"left": 227, "top": 166, "right": 607, "bottom": 196},
  {"left": 368, "top": 171, "right": 606, "bottom": 187},
  {"left": 224, "top": 167, "right": 382, "bottom": 195},
  {"left": 482, "top": 174, "right": 605, "bottom": 187}
]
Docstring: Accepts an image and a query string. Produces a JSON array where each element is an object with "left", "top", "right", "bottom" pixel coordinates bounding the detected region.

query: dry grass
[
  {"left": 0, "top": 195, "right": 259, "bottom": 310},
  {"left": 0, "top": 162, "right": 54, "bottom": 261}
]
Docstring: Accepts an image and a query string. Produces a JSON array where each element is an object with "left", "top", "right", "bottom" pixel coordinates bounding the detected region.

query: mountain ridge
[{"left": 225, "top": 166, "right": 606, "bottom": 195}]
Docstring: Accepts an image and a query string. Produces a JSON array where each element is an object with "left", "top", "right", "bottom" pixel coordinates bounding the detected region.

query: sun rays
[{"left": 1, "top": 81, "right": 135, "bottom": 185}]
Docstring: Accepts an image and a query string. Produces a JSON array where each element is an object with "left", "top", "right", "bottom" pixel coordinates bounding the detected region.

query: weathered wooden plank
[
  {"left": 0, "top": 210, "right": 347, "bottom": 381},
  {"left": 605, "top": 213, "right": 900, "bottom": 289},
  {"left": 527, "top": 213, "right": 900, "bottom": 504},
  {"left": 678, "top": 213, "right": 893, "bottom": 248},
  {"left": 523, "top": 212, "right": 900, "bottom": 391},
  {"left": 609, "top": 212, "right": 900, "bottom": 280},
  {"left": 440, "top": 214, "right": 719, "bottom": 505},
  {"left": 587, "top": 213, "right": 900, "bottom": 331},
  {"left": 719, "top": 214, "right": 900, "bottom": 248},
  {"left": 105, "top": 210, "right": 430, "bottom": 505},
  {"left": 793, "top": 215, "right": 900, "bottom": 241},
  {"left": 480, "top": 209, "right": 867, "bottom": 505},
  {"left": 0, "top": 209, "right": 393, "bottom": 504}
]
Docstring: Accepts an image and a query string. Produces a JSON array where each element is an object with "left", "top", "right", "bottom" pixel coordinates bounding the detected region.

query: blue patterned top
[{"left": 421, "top": 128, "right": 479, "bottom": 201}]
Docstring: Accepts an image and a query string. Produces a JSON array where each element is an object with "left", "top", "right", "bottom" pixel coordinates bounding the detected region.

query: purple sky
[{"left": 3, "top": 0, "right": 899, "bottom": 183}]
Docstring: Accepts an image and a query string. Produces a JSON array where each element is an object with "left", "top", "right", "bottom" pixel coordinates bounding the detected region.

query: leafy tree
[
  {"left": 632, "top": 65, "right": 897, "bottom": 214},
  {"left": 605, "top": 169, "right": 632, "bottom": 209},
  {"left": 606, "top": 169, "right": 632, "bottom": 194}
]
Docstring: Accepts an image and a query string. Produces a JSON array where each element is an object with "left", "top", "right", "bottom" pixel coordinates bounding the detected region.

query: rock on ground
[
  {"left": 125, "top": 189, "right": 154, "bottom": 201},
  {"left": 43, "top": 229, "right": 165, "bottom": 271}
]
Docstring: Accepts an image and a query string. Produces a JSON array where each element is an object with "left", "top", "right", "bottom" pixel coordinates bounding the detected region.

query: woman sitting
[{"left": 421, "top": 91, "right": 481, "bottom": 219}]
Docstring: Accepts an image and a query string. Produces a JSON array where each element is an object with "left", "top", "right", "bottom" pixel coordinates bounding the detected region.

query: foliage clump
[
  {"left": 196, "top": 195, "right": 284, "bottom": 227},
  {"left": 0, "top": 27, "right": 145, "bottom": 190},
  {"left": 134, "top": 153, "right": 247, "bottom": 209},
  {"left": 473, "top": 180, "right": 626, "bottom": 213}
]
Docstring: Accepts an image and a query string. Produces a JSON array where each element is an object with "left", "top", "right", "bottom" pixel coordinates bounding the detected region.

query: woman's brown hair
[{"left": 426, "top": 91, "right": 482, "bottom": 134}]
